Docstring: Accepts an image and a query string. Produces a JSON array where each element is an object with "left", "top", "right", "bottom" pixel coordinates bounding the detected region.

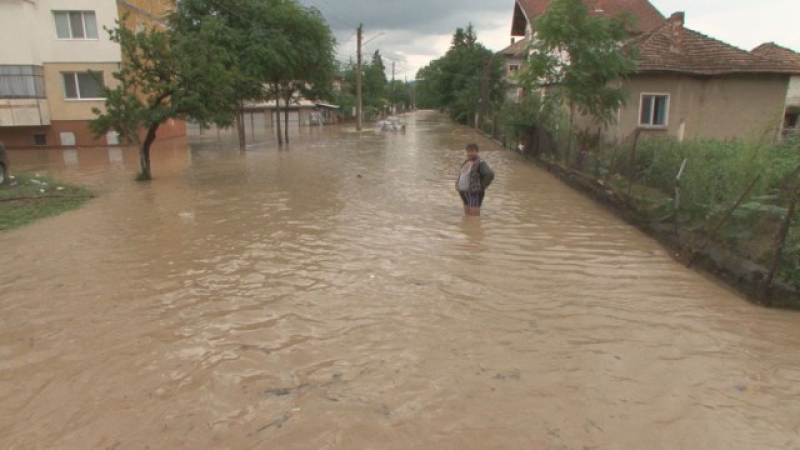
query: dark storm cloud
[
  {"left": 297, "top": 0, "right": 517, "bottom": 77},
  {"left": 299, "top": 0, "right": 513, "bottom": 34}
]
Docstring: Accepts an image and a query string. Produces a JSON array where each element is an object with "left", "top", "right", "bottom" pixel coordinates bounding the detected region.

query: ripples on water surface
[{"left": 1, "top": 112, "right": 800, "bottom": 449}]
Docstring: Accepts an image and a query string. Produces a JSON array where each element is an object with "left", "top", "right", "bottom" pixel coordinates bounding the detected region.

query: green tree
[
  {"left": 169, "top": 0, "right": 281, "bottom": 149},
  {"left": 168, "top": 0, "right": 336, "bottom": 147},
  {"left": 274, "top": 4, "right": 336, "bottom": 144},
  {"left": 340, "top": 52, "right": 389, "bottom": 116},
  {"left": 363, "top": 50, "right": 388, "bottom": 109},
  {"left": 415, "top": 25, "right": 504, "bottom": 124},
  {"left": 521, "top": 0, "right": 638, "bottom": 131},
  {"left": 90, "top": 19, "right": 236, "bottom": 180},
  {"left": 388, "top": 80, "right": 411, "bottom": 111}
]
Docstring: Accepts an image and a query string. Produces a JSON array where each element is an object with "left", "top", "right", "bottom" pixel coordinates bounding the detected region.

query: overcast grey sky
[{"left": 298, "top": 0, "right": 800, "bottom": 80}]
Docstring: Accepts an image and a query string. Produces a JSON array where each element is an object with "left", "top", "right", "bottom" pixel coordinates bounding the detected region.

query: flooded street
[{"left": 2, "top": 111, "right": 800, "bottom": 449}]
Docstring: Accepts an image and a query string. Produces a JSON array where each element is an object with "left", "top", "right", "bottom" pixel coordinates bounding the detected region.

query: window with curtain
[
  {"left": 53, "top": 11, "right": 98, "bottom": 39},
  {"left": 639, "top": 93, "right": 669, "bottom": 127},
  {"left": 0, "top": 65, "right": 45, "bottom": 98},
  {"left": 62, "top": 71, "right": 105, "bottom": 100}
]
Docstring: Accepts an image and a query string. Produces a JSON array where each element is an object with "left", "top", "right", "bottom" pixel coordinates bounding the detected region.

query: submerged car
[
  {"left": 377, "top": 116, "right": 406, "bottom": 131},
  {"left": 0, "top": 141, "right": 8, "bottom": 184}
]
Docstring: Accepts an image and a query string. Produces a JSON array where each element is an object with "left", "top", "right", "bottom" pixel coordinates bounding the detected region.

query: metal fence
[{"left": 482, "top": 109, "right": 800, "bottom": 304}]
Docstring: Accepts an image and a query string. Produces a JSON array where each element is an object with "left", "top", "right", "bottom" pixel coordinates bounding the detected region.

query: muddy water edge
[{"left": 1, "top": 111, "right": 799, "bottom": 449}]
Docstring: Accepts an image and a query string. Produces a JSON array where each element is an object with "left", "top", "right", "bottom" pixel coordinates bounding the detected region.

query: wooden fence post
[
  {"left": 763, "top": 166, "right": 800, "bottom": 303},
  {"left": 687, "top": 175, "right": 761, "bottom": 268},
  {"left": 627, "top": 128, "right": 642, "bottom": 195},
  {"left": 674, "top": 158, "right": 688, "bottom": 233}
]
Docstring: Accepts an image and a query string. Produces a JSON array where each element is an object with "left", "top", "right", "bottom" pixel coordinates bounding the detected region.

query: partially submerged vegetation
[
  {"left": 526, "top": 132, "right": 800, "bottom": 307},
  {"left": 0, "top": 174, "right": 93, "bottom": 231}
]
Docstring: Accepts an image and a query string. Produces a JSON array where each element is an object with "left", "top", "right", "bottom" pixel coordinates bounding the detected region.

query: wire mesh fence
[{"left": 486, "top": 110, "right": 800, "bottom": 299}]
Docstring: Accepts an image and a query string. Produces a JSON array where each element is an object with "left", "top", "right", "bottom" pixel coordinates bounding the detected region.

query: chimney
[
  {"left": 669, "top": 12, "right": 685, "bottom": 50},
  {"left": 669, "top": 12, "right": 685, "bottom": 27}
]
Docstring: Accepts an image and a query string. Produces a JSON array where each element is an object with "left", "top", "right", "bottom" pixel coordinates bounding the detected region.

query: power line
[
  {"left": 306, "top": 0, "right": 356, "bottom": 30},
  {"left": 337, "top": 29, "right": 357, "bottom": 48}
]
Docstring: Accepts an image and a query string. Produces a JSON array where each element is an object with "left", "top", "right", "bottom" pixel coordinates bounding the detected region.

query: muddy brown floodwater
[{"left": 1, "top": 111, "right": 800, "bottom": 449}]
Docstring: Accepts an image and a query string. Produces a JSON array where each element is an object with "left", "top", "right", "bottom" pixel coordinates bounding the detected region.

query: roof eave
[
  {"left": 511, "top": 1, "right": 529, "bottom": 37},
  {"left": 635, "top": 68, "right": 800, "bottom": 76}
]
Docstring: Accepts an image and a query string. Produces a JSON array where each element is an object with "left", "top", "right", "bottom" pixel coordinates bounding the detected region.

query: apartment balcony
[{"left": 0, "top": 65, "right": 51, "bottom": 127}]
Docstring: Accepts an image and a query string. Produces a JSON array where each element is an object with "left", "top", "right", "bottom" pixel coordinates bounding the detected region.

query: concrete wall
[
  {"left": 0, "top": 1, "right": 39, "bottom": 65},
  {"left": 0, "top": 99, "right": 51, "bottom": 127},
  {"left": 602, "top": 73, "right": 789, "bottom": 142},
  {"left": 0, "top": 0, "right": 121, "bottom": 65},
  {"left": 787, "top": 76, "right": 800, "bottom": 107},
  {"left": 43, "top": 62, "right": 121, "bottom": 121}
]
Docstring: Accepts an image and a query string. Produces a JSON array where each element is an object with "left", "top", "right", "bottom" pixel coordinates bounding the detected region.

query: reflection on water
[{"left": 1, "top": 112, "right": 800, "bottom": 449}]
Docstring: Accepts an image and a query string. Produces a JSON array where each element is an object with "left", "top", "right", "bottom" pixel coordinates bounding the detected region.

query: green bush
[{"left": 608, "top": 137, "right": 800, "bottom": 219}]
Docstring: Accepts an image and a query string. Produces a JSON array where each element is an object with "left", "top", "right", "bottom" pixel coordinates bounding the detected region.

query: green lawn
[{"left": 0, "top": 173, "right": 94, "bottom": 231}]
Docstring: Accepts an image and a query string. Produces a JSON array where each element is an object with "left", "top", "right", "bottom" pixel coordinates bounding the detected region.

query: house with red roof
[
  {"left": 752, "top": 43, "right": 800, "bottom": 136},
  {"left": 510, "top": 0, "right": 665, "bottom": 39},
  {"left": 502, "top": 0, "right": 800, "bottom": 142},
  {"left": 500, "top": 38, "right": 529, "bottom": 102}
]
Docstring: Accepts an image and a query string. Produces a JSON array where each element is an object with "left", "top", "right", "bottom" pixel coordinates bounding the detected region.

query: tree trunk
[
  {"left": 236, "top": 102, "right": 246, "bottom": 151},
  {"left": 284, "top": 97, "right": 290, "bottom": 145},
  {"left": 139, "top": 122, "right": 159, "bottom": 181},
  {"left": 566, "top": 102, "right": 575, "bottom": 166},
  {"left": 275, "top": 83, "right": 283, "bottom": 146}
]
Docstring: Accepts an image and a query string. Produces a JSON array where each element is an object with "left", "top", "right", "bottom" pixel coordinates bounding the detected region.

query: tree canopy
[
  {"left": 337, "top": 51, "right": 390, "bottom": 113},
  {"left": 415, "top": 24, "right": 504, "bottom": 124},
  {"left": 92, "top": 0, "right": 339, "bottom": 179},
  {"left": 169, "top": 0, "right": 336, "bottom": 146},
  {"left": 90, "top": 17, "right": 237, "bottom": 180},
  {"left": 520, "top": 0, "right": 638, "bottom": 126}
]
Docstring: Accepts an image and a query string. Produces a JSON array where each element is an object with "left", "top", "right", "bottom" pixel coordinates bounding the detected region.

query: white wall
[
  {"left": 788, "top": 76, "right": 800, "bottom": 107},
  {"left": 0, "top": 0, "right": 121, "bottom": 65},
  {"left": 0, "top": 1, "right": 39, "bottom": 64}
]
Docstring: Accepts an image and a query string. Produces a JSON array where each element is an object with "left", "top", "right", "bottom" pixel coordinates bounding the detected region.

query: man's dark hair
[{"left": 466, "top": 143, "right": 479, "bottom": 151}]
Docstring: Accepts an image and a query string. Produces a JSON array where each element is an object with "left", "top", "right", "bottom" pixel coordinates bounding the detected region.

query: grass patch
[{"left": 0, "top": 173, "right": 94, "bottom": 231}]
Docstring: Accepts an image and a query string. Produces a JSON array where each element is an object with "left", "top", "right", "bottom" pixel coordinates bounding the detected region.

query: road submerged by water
[{"left": 1, "top": 111, "right": 799, "bottom": 449}]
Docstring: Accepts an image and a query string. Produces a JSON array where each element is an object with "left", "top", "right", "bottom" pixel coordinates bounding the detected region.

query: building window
[
  {"left": 60, "top": 131, "right": 76, "bottom": 147},
  {"left": 33, "top": 134, "right": 47, "bottom": 146},
  {"left": 509, "top": 64, "right": 520, "bottom": 73},
  {"left": 62, "top": 72, "right": 105, "bottom": 100},
  {"left": 639, "top": 93, "right": 669, "bottom": 127},
  {"left": 54, "top": 11, "right": 98, "bottom": 40},
  {"left": 783, "top": 107, "right": 799, "bottom": 139},
  {"left": 0, "top": 65, "right": 46, "bottom": 99}
]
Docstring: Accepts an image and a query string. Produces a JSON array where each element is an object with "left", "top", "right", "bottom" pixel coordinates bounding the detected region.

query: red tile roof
[
  {"left": 633, "top": 14, "right": 800, "bottom": 75},
  {"left": 751, "top": 43, "right": 800, "bottom": 68},
  {"left": 500, "top": 38, "right": 529, "bottom": 57},
  {"left": 516, "top": 0, "right": 665, "bottom": 33}
]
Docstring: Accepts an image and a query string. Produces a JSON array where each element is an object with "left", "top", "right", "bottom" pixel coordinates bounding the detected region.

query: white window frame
[
  {"left": 638, "top": 92, "right": 670, "bottom": 128},
  {"left": 61, "top": 71, "right": 106, "bottom": 101},
  {"left": 53, "top": 11, "right": 98, "bottom": 40}
]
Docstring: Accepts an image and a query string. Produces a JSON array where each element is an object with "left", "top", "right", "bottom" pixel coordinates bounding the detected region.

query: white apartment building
[
  {"left": 0, "top": 0, "right": 125, "bottom": 148},
  {"left": 0, "top": 0, "right": 184, "bottom": 149}
]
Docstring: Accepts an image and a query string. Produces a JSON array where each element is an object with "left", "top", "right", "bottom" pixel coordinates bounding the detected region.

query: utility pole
[
  {"left": 478, "top": 56, "right": 490, "bottom": 130},
  {"left": 391, "top": 61, "right": 395, "bottom": 113},
  {"left": 356, "top": 24, "right": 363, "bottom": 131}
]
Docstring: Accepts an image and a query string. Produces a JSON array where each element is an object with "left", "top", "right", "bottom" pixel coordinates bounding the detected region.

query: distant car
[
  {"left": 0, "top": 141, "right": 8, "bottom": 184},
  {"left": 377, "top": 116, "right": 406, "bottom": 132}
]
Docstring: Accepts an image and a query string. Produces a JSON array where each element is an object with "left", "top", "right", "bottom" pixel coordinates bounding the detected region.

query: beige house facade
[
  {"left": 614, "top": 13, "right": 800, "bottom": 142},
  {"left": 752, "top": 43, "right": 800, "bottom": 137},
  {"left": 505, "top": 0, "right": 800, "bottom": 143},
  {"left": 613, "top": 73, "right": 790, "bottom": 142}
]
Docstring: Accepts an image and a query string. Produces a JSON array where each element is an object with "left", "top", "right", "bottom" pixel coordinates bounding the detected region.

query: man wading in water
[{"left": 455, "top": 143, "right": 494, "bottom": 216}]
